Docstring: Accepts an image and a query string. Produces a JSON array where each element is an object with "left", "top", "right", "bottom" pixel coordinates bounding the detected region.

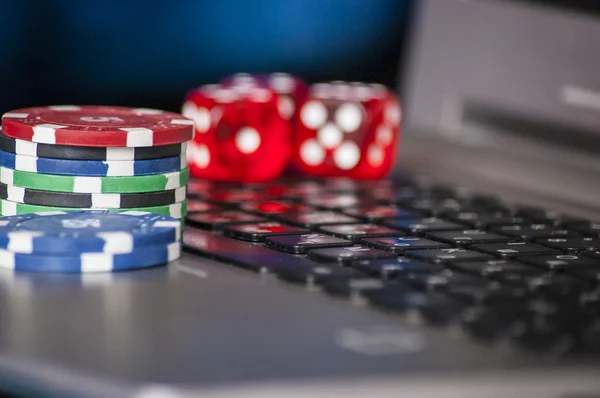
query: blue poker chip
[
  {"left": 0, "top": 149, "right": 186, "bottom": 176},
  {"left": 0, "top": 241, "right": 181, "bottom": 273},
  {"left": 0, "top": 210, "right": 181, "bottom": 255}
]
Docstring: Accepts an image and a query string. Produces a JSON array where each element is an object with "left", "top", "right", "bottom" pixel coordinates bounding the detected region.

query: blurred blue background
[{"left": 0, "top": 0, "right": 413, "bottom": 114}]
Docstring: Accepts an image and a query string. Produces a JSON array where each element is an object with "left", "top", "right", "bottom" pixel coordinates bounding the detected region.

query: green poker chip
[
  {"left": 0, "top": 199, "right": 187, "bottom": 219},
  {"left": 0, "top": 166, "right": 189, "bottom": 194}
]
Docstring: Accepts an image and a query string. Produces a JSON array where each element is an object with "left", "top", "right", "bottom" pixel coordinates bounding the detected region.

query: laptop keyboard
[{"left": 182, "top": 176, "right": 600, "bottom": 356}]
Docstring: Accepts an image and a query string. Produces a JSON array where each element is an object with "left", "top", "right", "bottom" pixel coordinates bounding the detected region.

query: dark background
[
  {"left": 0, "top": 0, "right": 413, "bottom": 115},
  {"left": 1, "top": 0, "right": 598, "bottom": 117}
]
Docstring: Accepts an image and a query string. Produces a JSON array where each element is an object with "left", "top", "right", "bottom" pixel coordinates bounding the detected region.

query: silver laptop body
[{"left": 0, "top": 1, "right": 598, "bottom": 397}]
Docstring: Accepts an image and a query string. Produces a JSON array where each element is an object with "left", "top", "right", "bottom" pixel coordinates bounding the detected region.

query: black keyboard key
[
  {"left": 318, "top": 224, "right": 401, "bottom": 241},
  {"left": 513, "top": 206, "right": 565, "bottom": 225},
  {"left": 187, "top": 199, "right": 224, "bottom": 213},
  {"left": 563, "top": 221, "right": 600, "bottom": 237},
  {"left": 527, "top": 273, "right": 592, "bottom": 299},
  {"left": 406, "top": 248, "right": 494, "bottom": 264},
  {"left": 268, "top": 181, "right": 323, "bottom": 198},
  {"left": 360, "top": 283, "right": 417, "bottom": 312},
  {"left": 398, "top": 191, "right": 468, "bottom": 215},
  {"left": 186, "top": 211, "right": 266, "bottom": 230},
  {"left": 341, "top": 205, "right": 418, "bottom": 220},
  {"left": 518, "top": 254, "right": 600, "bottom": 271},
  {"left": 274, "top": 211, "right": 359, "bottom": 228},
  {"left": 583, "top": 250, "right": 600, "bottom": 262},
  {"left": 461, "top": 306, "right": 519, "bottom": 341},
  {"left": 525, "top": 298, "right": 570, "bottom": 317},
  {"left": 277, "top": 262, "right": 366, "bottom": 286},
  {"left": 536, "top": 236, "right": 600, "bottom": 253},
  {"left": 186, "top": 179, "right": 216, "bottom": 196},
  {"left": 449, "top": 283, "right": 530, "bottom": 306},
  {"left": 580, "top": 290, "right": 600, "bottom": 316},
  {"left": 491, "top": 224, "right": 573, "bottom": 240},
  {"left": 450, "top": 211, "right": 529, "bottom": 228},
  {"left": 410, "top": 294, "right": 466, "bottom": 325},
  {"left": 428, "top": 229, "right": 511, "bottom": 245},
  {"left": 223, "top": 222, "right": 309, "bottom": 242},
  {"left": 257, "top": 184, "right": 288, "bottom": 198},
  {"left": 351, "top": 179, "right": 394, "bottom": 190},
  {"left": 184, "top": 228, "right": 327, "bottom": 274},
  {"left": 361, "top": 236, "right": 450, "bottom": 253},
  {"left": 264, "top": 234, "right": 353, "bottom": 254},
  {"left": 205, "top": 190, "right": 270, "bottom": 203},
  {"left": 308, "top": 245, "right": 396, "bottom": 264},
  {"left": 394, "top": 187, "right": 426, "bottom": 207},
  {"left": 322, "top": 277, "right": 386, "bottom": 297},
  {"left": 320, "top": 178, "right": 361, "bottom": 192},
  {"left": 432, "top": 282, "right": 495, "bottom": 304},
  {"left": 409, "top": 272, "right": 488, "bottom": 292},
  {"left": 450, "top": 260, "right": 545, "bottom": 282},
  {"left": 424, "top": 185, "right": 457, "bottom": 199},
  {"left": 568, "top": 268, "right": 600, "bottom": 283},
  {"left": 384, "top": 217, "right": 466, "bottom": 233},
  {"left": 240, "top": 200, "right": 313, "bottom": 215},
  {"left": 580, "top": 319, "right": 600, "bottom": 352},
  {"left": 357, "top": 179, "right": 397, "bottom": 190},
  {"left": 470, "top": 242, "right": 560, "bottom": 258},
  {"left": 509, "top": 314, "right": 577, "bottom": 354},
  {"left": 304, "top": 194, "right": 369, "bottom": 209},
  {"left": 353, "top": 257, "right": 445, "bottom": 278},
  {"left": 363, "top": 187, "right": 397, "bottom": 203},
  {"left": 362, "top": 286, "right": 465, "bottom": 325},
  {"left": 395, "top": 176, "right": 424, "bottom": 188},
  {"left": 428, "top": 198, "right": 466, "bottom": 214},
  {"left": 467, "top": 195, "right": 506, "bottom": 211},
  {"left": 358, "top": 178, "right": 396, "bottom": 190},
  {"left": 465, "top": 298, "right": 580, "bottom": 349}
]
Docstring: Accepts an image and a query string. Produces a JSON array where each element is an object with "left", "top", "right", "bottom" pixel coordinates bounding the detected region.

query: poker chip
[
  {"left": 0, "top": 199, "right": 187, "bottom": 218},
  {"left": 0, "top": 150, "right": 186, "bottom": 177},
  {"left": 0, "top": 104, "right": 191, "bottom": 273},
  {"left": 0, "top": 183, "right": 186, "bottom": 208},
  {"left": 0, "top": 129, "right": 187, "bottom": 160},
  {"left": 0, "top": 242, "right": 181, "bottom": 273},
  {"left": 0, "top": 211, "right": 181, "bottom": 254},
  {"left": 0, "top": 166, "right": 189, "bottom": 194},
  {"left": 2, "top": 106, "right": 194, "bottom": 147}
]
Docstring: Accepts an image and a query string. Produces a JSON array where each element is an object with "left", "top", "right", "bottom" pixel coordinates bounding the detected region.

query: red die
[
  {"left": 182, "top": 83, "right": 290, "bottom": 182},
  {"left": 291, "top": 81, "right": 401, "bottom": 179},
  {"left": 220, "top": 72, "right": 308, "bottom": 122}
]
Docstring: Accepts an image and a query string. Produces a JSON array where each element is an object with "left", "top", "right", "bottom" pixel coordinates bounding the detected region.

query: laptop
[{"left": 0, "top": 1, "right": 599, "bottom": 397}]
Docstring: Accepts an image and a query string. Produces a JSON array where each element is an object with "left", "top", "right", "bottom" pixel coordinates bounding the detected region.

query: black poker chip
[
  {"left": 0, "top": 128, "right": 186, "bottom": 161},
  {"left": 0, "top": 183, "right": 186, "bottom": 209}
]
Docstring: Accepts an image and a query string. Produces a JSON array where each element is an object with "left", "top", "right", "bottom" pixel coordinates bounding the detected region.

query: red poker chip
[{"left": 1, "top": 105, "right": 194, "bottom": 147}]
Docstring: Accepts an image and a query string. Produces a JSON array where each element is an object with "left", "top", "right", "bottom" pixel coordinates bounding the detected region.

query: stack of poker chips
[{"left": 0, "top": 105, "right": 193, "bottom": 230}]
